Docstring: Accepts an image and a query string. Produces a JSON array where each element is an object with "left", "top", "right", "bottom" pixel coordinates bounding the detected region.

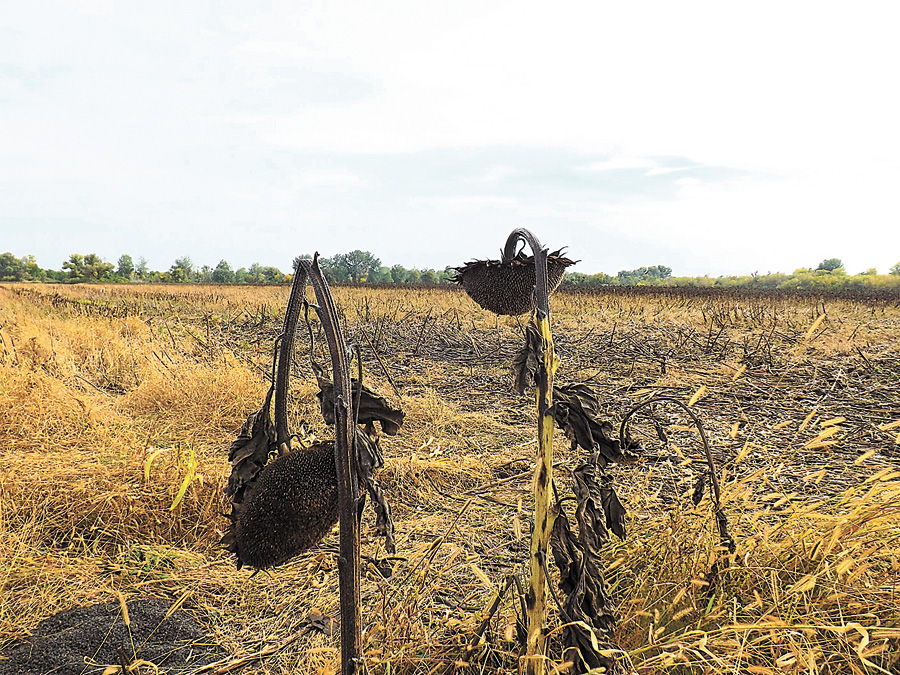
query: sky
[{"left": 2, "top": 1, "right": 898, "bottom": 277}]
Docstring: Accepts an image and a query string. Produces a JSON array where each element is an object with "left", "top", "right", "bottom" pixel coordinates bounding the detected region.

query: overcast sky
[{"left": 2, "top": 1, "right": 898, "bottom": 276}]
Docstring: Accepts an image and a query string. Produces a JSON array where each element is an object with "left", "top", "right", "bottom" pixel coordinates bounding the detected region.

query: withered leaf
[
  {"left": 599, "top": 471, "right": 627, "bottom": 541},
  {"left": 313, "top": 361, "right": 405, "bottom": 436},
  {"left": 355, "top": 426, "right": 395, "bottom": 554},
  {"left": 551, "top": 383, "right": 642, "bottom": 467},
  {"left": 225, "top": 386, "right": 276, "bottom": 505},
  {"left": 692, "top": 473, "right": 707, "bottom": 507},
  {"left": 550, "top": 478, "right": 624, "bottom": 674},
  {"left": 304, "top": 608, "right": 337, "bottom": 636},
  {"left": 512, "top": 320, "right": 542, "bottom": 395}
]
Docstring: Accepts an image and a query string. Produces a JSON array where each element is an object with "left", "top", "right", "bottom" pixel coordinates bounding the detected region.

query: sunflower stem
[
  {"left": 300, "top": 255, "right": 362, "bottom": 675},
  {"left": 274, "top": 260, "right": 310, "bottom": 451},
  {"left": 504, "top": 229, "right": 556, "bottom": 675}
]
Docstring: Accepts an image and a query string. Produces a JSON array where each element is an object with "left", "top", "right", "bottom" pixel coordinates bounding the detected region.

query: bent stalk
[
  {"left": 504, "top": 229, "right": 558, "bottom": 675},
  {"left": 297, "top": 256, "right": 362, "bottom": 675}
]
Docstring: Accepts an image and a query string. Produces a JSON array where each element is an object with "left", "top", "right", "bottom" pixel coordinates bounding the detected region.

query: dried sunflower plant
[
  {"left": 456, "top": 230, "right": 737, "bottom": 675},
  {"left": 455, "top": 229, "right": 631, "bottom": 674},
  {"left": 222, "top": 254, "right": 403, "bottom": 675}
]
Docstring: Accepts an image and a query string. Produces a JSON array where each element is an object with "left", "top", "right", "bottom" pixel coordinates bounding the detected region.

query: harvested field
[{"left": 1, "top": 282, "right": 899, "bottom": 674}]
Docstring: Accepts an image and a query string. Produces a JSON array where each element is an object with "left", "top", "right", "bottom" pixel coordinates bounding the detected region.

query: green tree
[
  {"left": 212, "top": 259, "right": 235, "bottom": 283},
  {"left": 816, "top": 258, "right": 843, "bottom": 272},
  {"left": 369, "top": 266, "right": 391, "bottom": 283},
  {"left": 890, "top": 262, "right": 900, "bottom": 275},
  {"left": 390, "top": 264, "right": 409, "bottom": 283},
  {"left": 117, "top": 254, "right": 135, "bottom": 278},
  {"left": 83, "top": 254, "right": 115, "bottom": 280},
  {"left": 616, "top": 265, "right": 672, "bottom": 285},
  {"left": 136, "top": 257, "right": 150, "bottom": 279},
  {"left": 0, "top": 252, "right": 25, "bottom": 281},
  {"left": 169, "top": 256, "right": 195, "bottom": 282},
  {"left": 335, "top": 250, "right": 381, "bottom": 282},
  {"left": 318, "top": 256, "right": 349, "bottom": 282},
  {"left": 63, "top": 253, "right": 86, "bottom": 280}
]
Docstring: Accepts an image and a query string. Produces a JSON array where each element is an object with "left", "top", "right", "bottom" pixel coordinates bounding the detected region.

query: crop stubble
[{"left": 1, "top": 282, "right": 899, "bottom": 674}]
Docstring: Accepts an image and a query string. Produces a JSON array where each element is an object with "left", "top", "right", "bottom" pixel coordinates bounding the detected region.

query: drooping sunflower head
[
  {"left": 452, "top": 248, "right": 576, "bottom": 316},
  {"left": 222, "top": 442, "right": 338, "bottom": 570}
]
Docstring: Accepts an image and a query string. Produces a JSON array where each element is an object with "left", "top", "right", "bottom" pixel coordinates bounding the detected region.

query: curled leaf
[
  {"left": 225, "top": 386, "right": 276, "bottom": 505},
  {"left": 355, "top": 424, "right": 395, "bottom": 554},
  {"left": 550, "top": 466, "right": 625, "bottom": 674},
  {"left": 692, "top": 473, "right": 707, "bottom": 507},
  {"left": 551, "top": 383, "right": 642, "bottom": 467},
  {"left": 313, "top": 362, "right": 405, "bottom": 436},
  {"left": 512, "top": 320, "right": 543, "bottom": 395}
]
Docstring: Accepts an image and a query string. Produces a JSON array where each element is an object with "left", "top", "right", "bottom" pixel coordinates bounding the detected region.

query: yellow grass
[{"left": 1, "top": 282, "right": 899, "bottom": 674}]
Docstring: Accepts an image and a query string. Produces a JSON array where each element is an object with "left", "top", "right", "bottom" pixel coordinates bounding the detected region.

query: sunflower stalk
[
  {"left": 504, "top": 228, "right": 559, "bottom": 675},
  {"left": 296, "top": 254, "right": 362, "bottom": 675}
]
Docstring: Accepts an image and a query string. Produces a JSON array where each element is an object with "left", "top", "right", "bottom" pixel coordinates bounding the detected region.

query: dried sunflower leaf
[
  {"left": 355, "top": 427, "right": 395, "bottom": 554},
  {"left": 599, "top": 472, "right": 627, "bottom": 541},
  {"left": 551, "top": 383, "right": 642, "bottom": 467},
  {"left": 313, "top": 361, "right": 405, "bottom": 435},
  {"left": 550, "top": 499, "right": 624, "bottom": 674},
  {"left": 225, "top": 387, "right": 276, "bottom": 504},
  {"left": 512, "top": 320, "right": 542, "bottom": 395},
  {"left": 692, "top": 473, "right": 707, "bottom": 507}
]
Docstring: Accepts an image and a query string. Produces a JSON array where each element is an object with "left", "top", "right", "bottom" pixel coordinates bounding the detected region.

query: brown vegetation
[{"left": 1, "top": 282, "right": 899, "bottom": 674}]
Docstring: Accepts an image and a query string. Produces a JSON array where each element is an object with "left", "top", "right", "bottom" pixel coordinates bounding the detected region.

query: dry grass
[{"left": 1, "top": 282, "right": 899, "bottom": 674}]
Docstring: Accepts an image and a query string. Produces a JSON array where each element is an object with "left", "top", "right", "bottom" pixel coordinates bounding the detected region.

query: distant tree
[
  {"left": 117, "top": 254, "right": 135, "bottom": 278},
  {"left": 369, "top": 266, "right": 391, "bottom": 283},
  {"left": 318, "top": 256, "right": 338, "bottom": 281},
  {"left": 816, "top": 258, "right": 843, "bottom": 272},
  {"left": 407, "top": 269, "right": 421, "bottom": 283},
  {"left": 83, "top": 253, "right": 114, "bottom": 280},
  {"left": 890, "top": 262, "right": 900, "bottom": 276},
  {"left": 234, "top": 267, "right": 249, "bottom": 283},
  {"left": 390, "top": 264, "right": 409, "bottom": 283},
  {"left": 136, "top": 256, "right": 150, "bottom": 279},
  {"left": 860, "top": 268, "right": 878, "bottom": 276},
  {"left": 199, "top": 265, "right": 213, "bottom": 283},
  {"left": 63, "top": 253, "right": 86, "bottom": 280},
  {"left": 212, "top": 259, "right": 235, "bottom": 283},
  {"left": 20, "top": 255, "right": 45, "bottom": 281},
  {"left": 420, "top": 269, "right": 439, "bottom": 284},
  {"left": 335, "top": 250, "right": 381, "bottom": 282},
  {"left": 169, "top": 256, "right": 195, "bottom": 282},
  {"left": 616, "top": 264, "right": 672, "bottom": 285},
  {"left": 251, "top": 264, "right": 284, "bottom": 283},
  {"left": 0, "top": 252, "right": 25, "bottom": 281}
]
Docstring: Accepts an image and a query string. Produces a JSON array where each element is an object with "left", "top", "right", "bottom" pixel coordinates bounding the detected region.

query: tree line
[
  {"left": 0, "top": 250, "right": 456, "bottom": 285},
  {"left": 562, "top": 258, "right": 900, "bottom": 290},
  {"left": 2, "top": 250, "right": 899, "bottom": 289}
]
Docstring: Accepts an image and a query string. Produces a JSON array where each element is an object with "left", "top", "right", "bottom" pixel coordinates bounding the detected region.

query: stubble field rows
[{"left": 1, "top": 282, "right": 898, "bottom": 674}]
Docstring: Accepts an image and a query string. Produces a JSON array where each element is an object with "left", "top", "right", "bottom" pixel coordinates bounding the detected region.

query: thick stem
[
  {"left": 524, "top": 311, "right": 557, "bottom": 675},
  {"left": 274, "top": 262, "right": 310, "bottom": 451},
  {"left": 504, "top": 229, "right": 556, "bottom": 675},
  {"left": 300, "top": 256, "right": 361, "bottom": 675}
]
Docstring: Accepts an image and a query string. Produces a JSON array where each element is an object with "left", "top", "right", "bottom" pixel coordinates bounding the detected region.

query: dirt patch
[{"left": 0, "top": 598, "right": 225, "bottom": 675}]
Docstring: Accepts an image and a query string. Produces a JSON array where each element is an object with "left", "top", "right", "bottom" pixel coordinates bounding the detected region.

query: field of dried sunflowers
[{"left": 1, "top": 281, "right": 899, "bottom": 674}]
